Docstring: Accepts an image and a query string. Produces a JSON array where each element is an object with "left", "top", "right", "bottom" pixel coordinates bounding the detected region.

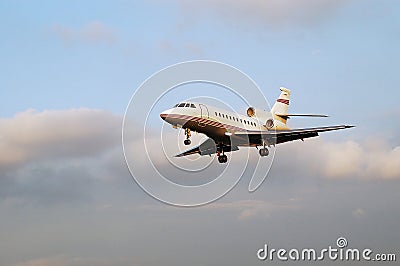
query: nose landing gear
[{"left": 184, "top": 128, "right": 191, "bottom": 145}]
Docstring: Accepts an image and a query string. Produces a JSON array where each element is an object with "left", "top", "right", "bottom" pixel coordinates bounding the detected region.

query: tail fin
[{"left": 271, "top": 87, "right": 291, "bottom": 124}]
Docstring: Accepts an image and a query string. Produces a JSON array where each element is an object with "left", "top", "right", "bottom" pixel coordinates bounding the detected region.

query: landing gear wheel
[
  {"left": 184, "top": 128, "right": 191, "bottom": 145},
  {"left": 218, "top": 154, "right": 228, "bottom": 163},
  {"left": 259, "top": 148, "right": 269, "bottom": 157}
]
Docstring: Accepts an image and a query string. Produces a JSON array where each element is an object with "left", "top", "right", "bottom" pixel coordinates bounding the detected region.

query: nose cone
[{"left": 160, "top": 108, "right": 173, "bottom": 121}]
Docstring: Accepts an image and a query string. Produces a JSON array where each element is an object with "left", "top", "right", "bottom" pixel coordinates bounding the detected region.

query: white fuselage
[{"left": 160, "top": 102, "right": 288, "bottom": 146}]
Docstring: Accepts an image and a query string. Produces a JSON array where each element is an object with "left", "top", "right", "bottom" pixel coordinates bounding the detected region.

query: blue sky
[
  {"left": 2, "top": 1, "right": 399, "bottom": 120},
  {"left": 1, "top": 1, "right": 400, "bottom": 265}
]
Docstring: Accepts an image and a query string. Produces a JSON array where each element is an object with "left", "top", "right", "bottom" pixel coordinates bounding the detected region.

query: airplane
[{"left": 160, "top": 87, "right": 354, "bottom": 163}]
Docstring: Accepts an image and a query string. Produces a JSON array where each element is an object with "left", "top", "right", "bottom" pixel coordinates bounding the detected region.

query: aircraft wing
[
  {"left": 174, "top": 138, "right": 238, "bottom": 157},
  {"left": 174, "top": 145, "right": 202, "bottom": 157},
  {"left": 234, "top": 125, "right": 354, "bottom": 145}
]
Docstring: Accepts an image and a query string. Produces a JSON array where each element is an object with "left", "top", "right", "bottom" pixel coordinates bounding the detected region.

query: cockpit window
[{"left": 174, "top": 102, "right": 196, "bottom": 108}]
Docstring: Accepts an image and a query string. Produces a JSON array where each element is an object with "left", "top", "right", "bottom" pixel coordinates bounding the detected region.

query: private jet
[{"left": 160, "top": 87, "right": 354, "bottom": 163}]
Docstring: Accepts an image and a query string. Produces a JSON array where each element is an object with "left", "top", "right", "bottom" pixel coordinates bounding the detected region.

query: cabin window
[
  {"left": 222, "top": 114, "right": 225, "bottom": 118},
  {"left": 215, "top": 112, "right": 217, "bottom": 116},
  {"left": 240, "top": 119, "right": 242, "bottom": 123}
]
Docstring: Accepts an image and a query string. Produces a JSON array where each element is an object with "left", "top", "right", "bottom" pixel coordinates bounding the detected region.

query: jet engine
[
  {"left": 247, "top": 107, "right": 261, "bottom": 117},
  {"left": 265, "top": 118, "right": 274, "bottom": 129}
]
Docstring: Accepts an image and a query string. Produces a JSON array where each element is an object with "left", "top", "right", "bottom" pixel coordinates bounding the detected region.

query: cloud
[
  {"left": 0, "top": 108, "right": 121, "bottom": 171},
  {"left": 352, "top": 208, "right": 366, "bottom": 218},
  {"left": 201, "top": 199, "right": 301, "bottom": 220},
  {"left": 275, "top": 138, "right": 400, "bottom": 179},
  {"left": 140, "top": 199, "right": 300, "bottom": 220},
  {"left": 11, "top": 255, "right": 138, "bottom": 266},
  {"left": 0, "top": 108, "right": 123, "bottom": 205},
  {"left": 52, "top": 21, "right": 118, "bottom": 45},
  {"left": 1, "top": 109, "right": 399, "bottom": 266},
  {"left": 176, "top": 0, "right": 350, "bottom": 28}
]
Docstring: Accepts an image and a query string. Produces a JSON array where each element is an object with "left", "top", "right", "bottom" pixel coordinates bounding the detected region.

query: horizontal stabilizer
[{"left": 275, "top": 113, "right": 328, "bottom": 119}]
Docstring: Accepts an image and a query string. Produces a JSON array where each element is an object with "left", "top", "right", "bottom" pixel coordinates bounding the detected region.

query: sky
[{"left": 1, "top": 0, "right": 400, "bottom": 265}]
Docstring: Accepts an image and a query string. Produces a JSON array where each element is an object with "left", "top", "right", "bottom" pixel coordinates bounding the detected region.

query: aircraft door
[
  {"left": 199, "top": 104, "right": 209, "bottom": 119},
  {"left": 199, "top": 104, "right": 209, "bottom": 127}
]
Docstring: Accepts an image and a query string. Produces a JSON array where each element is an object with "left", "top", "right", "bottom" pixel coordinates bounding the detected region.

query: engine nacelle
[
  {"left": 247, "top": 107, "right": 275, "bottom": 129},
  {"left": 247, "top": 107, "right": 265, "bottom": 117},
  {"left": 247, "top": 107, "right": 255, "bottom": 117},
  {"left": 265, "top": 118, "right": 274, "bottom": 129}
]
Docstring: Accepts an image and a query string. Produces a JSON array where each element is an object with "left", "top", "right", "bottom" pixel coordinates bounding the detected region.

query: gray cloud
[
  {"left": 11, "top": 255, "right": 139, "bottom": 266},
  {"left": 196, "top": 198, "right": 300, "bottom": 220},
  {"left": 0, "top": 108, "right": 125, "bottom": 206},
  {"left": 274, "top": 138, "right": 400, "bottom": 179},
  {"left": 0, "top": 108, "right": 121, "bottom": 172},
  {"left": 138, "top": 198, "right": 300, "bottom": 220},
  {"left": 1, "top": 108, "right": 399, "bottom": 265}
]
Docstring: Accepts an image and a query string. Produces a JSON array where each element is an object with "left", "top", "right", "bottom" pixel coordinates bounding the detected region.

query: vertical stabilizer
[{"left": 271, "top": 87, "right": 291, "bottom": 124}]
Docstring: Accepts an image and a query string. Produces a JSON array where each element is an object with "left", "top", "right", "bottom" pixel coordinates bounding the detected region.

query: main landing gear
[
  {"left": 217, "top": 144, "right": 227, "bottom": 163},
  {"left": 259, "top": 148, "right": 269, "bottom": 157},
  {"left": 184, "top": 128, "right": 191, "bottom": 145},
  {"left": 259, "top": 140, "right": 269, "bottom": 157}
]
